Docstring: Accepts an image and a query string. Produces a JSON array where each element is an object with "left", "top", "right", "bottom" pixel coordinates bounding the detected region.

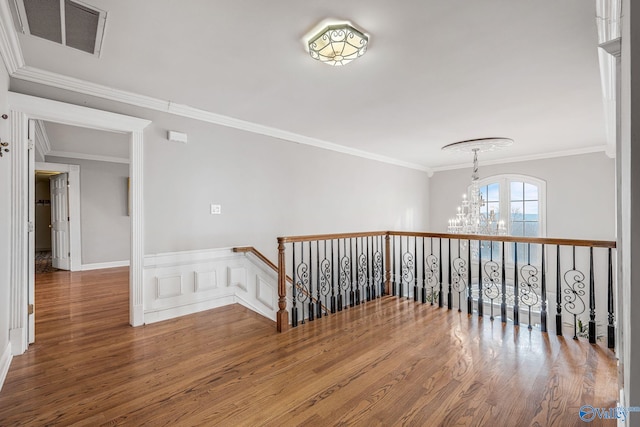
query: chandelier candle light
[{"left": 443, "top": 138, "right": 513, "bottom": 235}]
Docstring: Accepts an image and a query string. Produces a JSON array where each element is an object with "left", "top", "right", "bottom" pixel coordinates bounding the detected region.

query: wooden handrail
[
  {"left": 278, "top": 231, "right": 388, "bottom": 244},
  {"left": 277, "top": 231, "right": 616, "bottom": 249},
  {"left": 233, "top": 246, "right": 280, "bottom": 276}
]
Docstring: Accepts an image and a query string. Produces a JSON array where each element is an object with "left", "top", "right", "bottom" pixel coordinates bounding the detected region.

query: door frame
[
  {"left": 35, "top": 162, "right": 81, "bottom": 271},
  {"left": 8, "top": 92, "right": 151, "bottom": 355}
]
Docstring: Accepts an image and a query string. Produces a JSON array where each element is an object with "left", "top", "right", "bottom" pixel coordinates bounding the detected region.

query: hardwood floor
[{"left": 0, "top": 268, "right": 617, "bottom": 426}]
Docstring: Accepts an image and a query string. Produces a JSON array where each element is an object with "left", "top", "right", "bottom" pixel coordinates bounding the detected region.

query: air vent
[{"left": 14, "top": 0, "right": 107, "bottom": 56}]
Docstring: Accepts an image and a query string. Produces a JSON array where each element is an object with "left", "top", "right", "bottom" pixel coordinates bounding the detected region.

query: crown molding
[
  {"left": 0, "top": 0, "right": 25, "bottom": 74},
  {"left": 46, "top": 150, "right": 129, "bottom": 164},
  {"left": 11, "top": 66, "right": 432, "bottom": 173},
  {"left": 431, "top": 145, "right": 610, "bottom": 173}
]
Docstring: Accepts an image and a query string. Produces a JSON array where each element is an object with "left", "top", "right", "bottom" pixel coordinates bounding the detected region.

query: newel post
[
  {"left": 276, "top": 238, "right": 289, "bottom": 332},
  {"left": 385, "top": 232, "right": 391, "bottom": 295}
]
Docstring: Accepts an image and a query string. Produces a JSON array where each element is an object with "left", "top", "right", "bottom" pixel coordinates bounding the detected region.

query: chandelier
[
  {"left": 443, "top": 138, "right": 513, "bottom": 235},
  {"left": 307, "top": 22, "right": 368, "bottom": 66}
]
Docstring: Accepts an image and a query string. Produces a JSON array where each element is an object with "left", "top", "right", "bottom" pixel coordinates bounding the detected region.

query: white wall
[
  {"left": 46, "top": 156, "right": 130, "bottom": 265},
  {"left": 0, "top": 58, "right": 11, "bottom": 386},
  {"left": 143, "top": 116, "right": 429, "bottom": 261},
  {"left": 429, "top": 152, "right": 615, "bottom": 240}
]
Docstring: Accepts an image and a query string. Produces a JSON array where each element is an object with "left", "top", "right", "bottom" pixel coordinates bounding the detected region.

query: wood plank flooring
[{"left": 0, "top": 268, "right": 618, "bottom": 426}]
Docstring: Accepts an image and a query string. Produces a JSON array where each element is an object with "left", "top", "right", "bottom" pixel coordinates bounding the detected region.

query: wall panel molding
[{"left": 143, "top": 248, "right": 278, "bottom": 324}]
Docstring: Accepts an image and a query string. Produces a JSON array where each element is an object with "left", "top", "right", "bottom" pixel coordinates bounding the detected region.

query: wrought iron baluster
[
  {"left": 447, "top": 238, "right": 452, "bottom": 310},
  {"left": 467, "top": 239, "right": 472, "bottom": 314},
  {"left": 483, "top": 241, "right": 500, "bottom": 321},
  {"left": 424, "top": 238, "right": 439, "bottom": 306},
  {"left": 308, "top": 242, "right": 315, "bottom": 321},
  {"left": 541, "top": 244, "right": 547, "bottom": 332},
  {"left": 556, "top": 244, "right": 562, "bottom": 336},
  {"left": 513, "top": 242, "right": 519, "bottom": 326},
  {"left": 316, "top": 241, "right": 322, "bottom": 319},
  {"left": 414, "top": 236, "right": 419, "bottom": 302},
  {"left": 438, "top": 238, "right": 443, "bottom": 308},
  {"left": 588, "top": 247, "right": 596, "bottom": 344},
  {"left": 608, "top": 248, "right": 615, "bottom": 349},
  {"left": 401, "top": 236, "right": 415, "bottom": 300},
  {"left": 478, "top": 240, "right": 483, "bottom": 317},
  {"left": 519, "top": 243, "right": 539, "bottom": 330},
  {"left": 501, "top": 241, "right": 506, "bottom": 322},
  {"left": 295, "top": 242, "right": 310, "bottom": 324},
  {"left": 330, "top": 239, "right": 336, "bottom": 314},
  {"left": 357, "top": 238, "right": 367, "bottom": 305},
  {"left": 318, "top": 240, "right": 332, "bottom": 318},
  {"left": 400, "top": 236, "right": 404, "bottom": 297},
  {"left": 451, "top": 240, "right": 466, "bottom": 312},
  {"left": 292, "top": 242, "right": 298, "bottom": 327},
  {"left": 350, "top": 238, "right": 356, "bottom": 307},
  {"left": 337, "top": 239, "right": 343, "bottom": 311},
  {"left": 564, "top": 246, "right": 586, "bottom": 340},
  {"left": 393, "top": 236, "right": 398, "bottom": 297},
  {"left": 367, "top": 236, "right": 372, "bottom": 302},
  {"left": 421, "top": 238, "right": 427, "bottom": 304}
]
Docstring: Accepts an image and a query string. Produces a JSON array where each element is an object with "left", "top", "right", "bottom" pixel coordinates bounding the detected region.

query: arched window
[{"left": 474, "top": 174, "right": 546, "bottom": 262}]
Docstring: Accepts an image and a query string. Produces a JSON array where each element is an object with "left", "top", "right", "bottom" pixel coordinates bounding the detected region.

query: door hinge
[
  {"left": 27, "top": 221, "right": 34, "bottom": 232},
  {"left": 27, "top": 140, "right": 34, "bottom": 150},
  {"left": 28, "top": 304, "right": 34, "bottom": 315}
]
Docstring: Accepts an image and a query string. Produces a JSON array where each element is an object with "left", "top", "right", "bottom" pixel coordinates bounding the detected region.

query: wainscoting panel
[
  {"left": 227, "top": 266, "right": 247, "bottom": 290},
  {"left": 143, "top": 248, "right": 277, "bottom": 324},
  {"left": 256, "top": 275, "right": 275, "bottom": 310},
  {"left": 194, "top": 269, "right": 217, "bottom": 292},
  {"left": 156, "top": 275, "right": 182, "bottom": 299}
]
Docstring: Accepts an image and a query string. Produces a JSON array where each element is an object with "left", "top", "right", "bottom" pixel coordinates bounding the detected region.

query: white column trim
[
  {"left": 130, "top": 130, "right": 144, "bottom": 326},
  {"left": 9, "top": 110, "right": 28, "bottom": 355},
  {"left": 8, "top": 93, "right": 151, "bottom": 348}
]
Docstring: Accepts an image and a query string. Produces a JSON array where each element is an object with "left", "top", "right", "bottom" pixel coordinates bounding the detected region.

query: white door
[{"left": 50, "top": 173, "right": 71, "bottom": 270}]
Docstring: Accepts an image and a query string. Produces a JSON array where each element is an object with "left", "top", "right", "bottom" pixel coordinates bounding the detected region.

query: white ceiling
[{"left": 12, "top": 0, "right": 606, "bottom": 169}]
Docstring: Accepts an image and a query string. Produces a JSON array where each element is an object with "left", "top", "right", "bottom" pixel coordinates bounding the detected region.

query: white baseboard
[
  {"left": 0, "top": 342, "right": 13, "bottom": 392},
  {"left": 144, "top": 294, "right": 236, "bottom": 324},
  {"left": 81, "top": 260, "right": 130, "bottom": 271}
]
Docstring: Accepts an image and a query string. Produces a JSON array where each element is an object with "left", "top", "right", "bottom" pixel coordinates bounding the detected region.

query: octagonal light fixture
[{"left": 306, "top": 21, "right": 368, "bottom": 66}]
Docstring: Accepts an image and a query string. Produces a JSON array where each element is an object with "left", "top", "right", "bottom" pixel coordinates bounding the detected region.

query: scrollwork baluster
[
  {"left": 564, "top": 246, "right": 586, "bottom": 340},
  {"left": 483, "top": 242, "right": 500, "bottom": 321},
  {"left": 519, "top": 243, "right": 539, "bottom": 330}
]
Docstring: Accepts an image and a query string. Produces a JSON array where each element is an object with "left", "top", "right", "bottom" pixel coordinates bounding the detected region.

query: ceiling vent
[{"left": 13, "top": 0, "right": 107, "bottom": 56}]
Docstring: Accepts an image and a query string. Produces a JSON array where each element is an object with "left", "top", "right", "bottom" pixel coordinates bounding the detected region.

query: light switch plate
[{"left": 210, "top": 204, "right": 222, "bottom": 215}]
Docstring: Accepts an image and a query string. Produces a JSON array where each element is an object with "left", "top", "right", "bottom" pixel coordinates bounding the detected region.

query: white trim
[
  {"left": 10, "top": 66, "right": 431, "bottom": 173},
  {"left": 8, "top": 91, "right": 150, "bottom": 131},
  {"left": 81, "top": 260, "right": 130, "bottom": 271},
  {"left": 0, "top": 0, "right": 25, "bottom": 74},
  {"left": 432, "top": 145, "right": 609, "bottom": 173},
  {"left": 33, "top": 120, "right": 51, "bottom": 159},
  {"left": 34, "top": 161, "right": 82, "bottom": 271},
  {"left": 9, "top": 93, "right": 150, "bottom": 356},
  {"left": 0, "top": 342, "right": 12, "bottom": 391},
  {"left": 46, "top": 150, "right": 129, "bottom": 164}
]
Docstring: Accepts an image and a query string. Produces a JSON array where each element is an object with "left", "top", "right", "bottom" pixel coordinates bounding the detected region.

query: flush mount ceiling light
[{"left": 307, "top": 22, "right": 368, "bottom": 66}]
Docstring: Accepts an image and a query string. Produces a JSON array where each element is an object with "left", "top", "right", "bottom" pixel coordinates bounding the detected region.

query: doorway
[
  {"left": 34, "top": 162, "right": 82, "bottom": 274},
  {"left": 8, "top": 92, "right": 151, "bottom": 355}
]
